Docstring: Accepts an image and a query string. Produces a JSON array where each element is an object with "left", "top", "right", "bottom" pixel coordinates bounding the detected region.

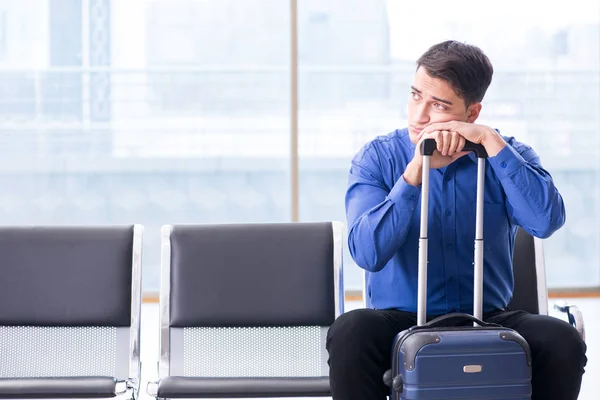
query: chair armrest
[
  {"left": 149, "top": 376, "right": 331, "bottom": 398},
  {"left": 554, "top": 302, "right": 585, "bottom": 342},
  {"left": 0, "top": 377, "right": 124, "bottom": 399}
]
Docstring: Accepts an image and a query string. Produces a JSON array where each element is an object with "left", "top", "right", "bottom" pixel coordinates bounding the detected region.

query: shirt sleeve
[
  {"left": 345, "top": 144, "right": 421, "bottom": 272},
  {"left": 488, "top": 140, "right": 566, "bottom": 238}
]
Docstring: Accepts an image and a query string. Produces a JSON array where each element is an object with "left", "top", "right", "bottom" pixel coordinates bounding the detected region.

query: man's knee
[
  {"left": 534, "top": 318, "right": 587, "bottom": 370},
  {"left": 326, "top": 309, "right": 388, "bottom": 361},
  {"left": 327, "top": 309, "right": 375, "bottom": 347}
]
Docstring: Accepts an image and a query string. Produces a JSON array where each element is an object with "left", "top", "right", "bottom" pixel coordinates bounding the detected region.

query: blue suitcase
[{"left": 383, "top": 139, "right": 532, "bottom": 399}]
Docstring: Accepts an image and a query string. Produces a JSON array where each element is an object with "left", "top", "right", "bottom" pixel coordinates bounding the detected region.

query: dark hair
[{"left": 417, "top": 40, "right": 493, "bottom": 107}]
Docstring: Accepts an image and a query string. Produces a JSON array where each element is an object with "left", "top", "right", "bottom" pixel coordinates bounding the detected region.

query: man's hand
[
  {"left": 403, "top": 130, "right": 470, "bottom": 186},
  {"left": 418, "top": 121, "right": 507, "bottom": 157}
]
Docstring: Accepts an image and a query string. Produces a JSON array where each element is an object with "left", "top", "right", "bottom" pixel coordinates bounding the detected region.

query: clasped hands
[{"left": 404, "top": 121, "right": 506, "bottom": 186}]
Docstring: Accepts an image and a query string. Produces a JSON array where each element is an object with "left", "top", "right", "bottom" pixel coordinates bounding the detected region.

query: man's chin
[
  {"left": 408, "top": 132, "right": 419, "bottom": 145},
  {"left": 407, "top": 126, "right": 419, "bottom": 143}
]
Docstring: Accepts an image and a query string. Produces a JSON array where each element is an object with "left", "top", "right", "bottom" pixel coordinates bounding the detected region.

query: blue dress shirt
[{"left": 346, "top": 128, "right": 565, "bottom": 316}]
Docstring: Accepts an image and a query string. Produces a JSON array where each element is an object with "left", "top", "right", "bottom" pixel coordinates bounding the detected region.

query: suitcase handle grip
[
  {"left": 414, "top": 312, "right": 502, "bottom": 329},
  {"left": 420, "top": 138, "right": 488, "bottom": 158}
]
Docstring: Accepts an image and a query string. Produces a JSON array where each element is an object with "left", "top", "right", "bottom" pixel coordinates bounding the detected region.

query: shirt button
[
  {"left": 447, "top": 243, "right": 453, "bottom": 249},
  {"left": 445, "top": 176, "right": 451, "bottom": 182},
  {"left": 500, "top": 161, "right": 507, "bottom": 168},
  {"left": 445, "top": 210, "right": 452, "bottom": 216},
  {"left": 409, "top": 195, "right": 416, "bottom": 201}
]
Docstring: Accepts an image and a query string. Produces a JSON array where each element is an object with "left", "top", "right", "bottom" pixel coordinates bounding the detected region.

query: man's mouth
[{"left": 411, "top": 126, "right": 424, "bottom": 134}]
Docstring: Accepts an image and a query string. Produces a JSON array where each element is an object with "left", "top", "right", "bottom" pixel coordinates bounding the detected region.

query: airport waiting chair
[
  {"left": 0, "top": 225, "right": 144, "bottom": 399},
  {"left": 147, "top": 221, "right": 344, "bottom": 399},
  {"left": 508, "top": 227, "right": 585, "bottom": 340}
]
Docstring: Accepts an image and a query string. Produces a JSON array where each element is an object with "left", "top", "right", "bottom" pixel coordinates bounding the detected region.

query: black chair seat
[
  {"left": 0, "top": 376, "right": 119, "bottom": 399},
  {"left": 156, "top": 376, "right": 331, "bottom": 398}
]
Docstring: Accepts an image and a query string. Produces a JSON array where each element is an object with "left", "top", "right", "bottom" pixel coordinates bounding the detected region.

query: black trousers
[{"left": 326, "top": 308, "right": 587, "bottom": 400}]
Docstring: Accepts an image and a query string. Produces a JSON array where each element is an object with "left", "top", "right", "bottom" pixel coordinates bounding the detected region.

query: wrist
[
  {"left": 403, "top": 161, "right": 422, "bottom": 186},
  {"left": 482, "top": 128, "right": 506, "bottom": 157}
]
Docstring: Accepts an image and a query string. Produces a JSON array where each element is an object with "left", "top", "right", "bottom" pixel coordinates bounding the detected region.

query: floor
[{"left": 139, "top": 298, "right": 600, "bottom": 399}]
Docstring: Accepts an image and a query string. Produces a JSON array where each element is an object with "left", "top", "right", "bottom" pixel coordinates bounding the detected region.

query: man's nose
[{"left": 414, "top": 103, "right": 430, "bottom": 125}]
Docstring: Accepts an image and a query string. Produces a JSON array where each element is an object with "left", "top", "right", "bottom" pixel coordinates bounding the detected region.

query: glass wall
[{"left": 0, "top": 0, "right": 598, "bottom": 292}]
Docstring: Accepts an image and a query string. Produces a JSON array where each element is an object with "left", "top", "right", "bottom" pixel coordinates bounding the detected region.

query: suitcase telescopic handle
[
  {"left": 420, "top": 138, "right": 488, "bottom": 158},
  {"left": 417, "top": 137, "right": 488, "bottom": 326}
]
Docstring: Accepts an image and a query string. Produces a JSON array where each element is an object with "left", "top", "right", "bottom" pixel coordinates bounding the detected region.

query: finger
[
  {"left": 453, "top": 136, "right": 468, "bottom": 159},
  {"left": 441, "top": 131, "right": 451, "bottom": 156},
  {"left": 432, "top": 131, "right": 442, "bottom": 153},
  {"left": 457, "top": 135, "right": 466, "bottom": 152},
  {"left": 448, "top": 131, "right": 460, "bottom": 156}
]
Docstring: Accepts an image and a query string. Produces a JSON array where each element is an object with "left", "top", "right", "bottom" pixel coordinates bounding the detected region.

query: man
[{"left": 326, "top": 40, "right": 587, "bottom": 400}]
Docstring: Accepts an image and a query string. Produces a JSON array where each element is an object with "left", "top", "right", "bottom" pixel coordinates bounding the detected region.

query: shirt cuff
[
  {"left": 387, "top": 175, "right": 421, "bottom": 206},
  {"left": 488, "top": 144, "right": 526, "bottom": 179}
]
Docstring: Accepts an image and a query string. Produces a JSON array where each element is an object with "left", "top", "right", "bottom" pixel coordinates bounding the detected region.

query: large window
[{"left": 0, "top": 0, "right": 598, "bottom": 292}]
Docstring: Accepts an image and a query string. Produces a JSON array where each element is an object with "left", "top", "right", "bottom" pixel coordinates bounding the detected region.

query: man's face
[{"left": 407, "top": 66, "right": 482, "bottom": 144}]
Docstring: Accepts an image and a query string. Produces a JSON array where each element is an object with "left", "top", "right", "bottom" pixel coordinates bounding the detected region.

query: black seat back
[{"left": 507, "top": 227, "right": 541, "bottom": 314}]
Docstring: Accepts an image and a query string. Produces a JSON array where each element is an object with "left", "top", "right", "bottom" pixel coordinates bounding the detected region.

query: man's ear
[{"left": 466, "top": 103, "right": 482, "bottom": 123}]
